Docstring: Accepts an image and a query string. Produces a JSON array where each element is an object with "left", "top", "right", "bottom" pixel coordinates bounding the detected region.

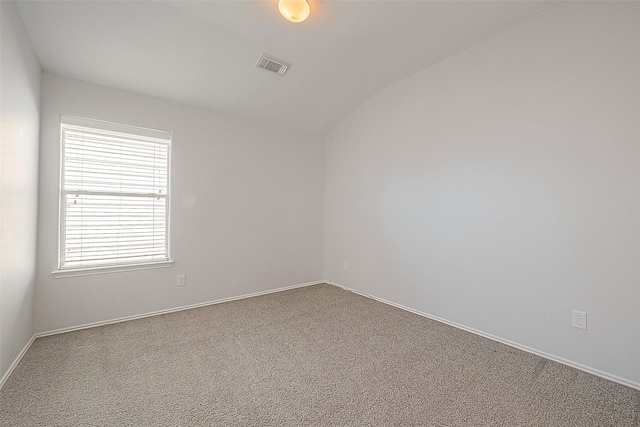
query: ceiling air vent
[{"left": 256, "top": 53, "right": 289, "bottom": 76}]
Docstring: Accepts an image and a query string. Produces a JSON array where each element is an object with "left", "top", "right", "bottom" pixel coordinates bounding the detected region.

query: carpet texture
[{"left": 1, "top": 284, "right": 638, "bottom": 426}]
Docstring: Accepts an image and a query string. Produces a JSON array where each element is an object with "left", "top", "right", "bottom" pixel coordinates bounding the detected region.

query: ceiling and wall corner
[{"left": 15, "top": 0, "right": 560, "bottom": 135}]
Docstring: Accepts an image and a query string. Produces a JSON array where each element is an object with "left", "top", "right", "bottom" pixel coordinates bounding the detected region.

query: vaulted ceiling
[{"left": 17, "top": 1, "right": 559, "bottom": 134}]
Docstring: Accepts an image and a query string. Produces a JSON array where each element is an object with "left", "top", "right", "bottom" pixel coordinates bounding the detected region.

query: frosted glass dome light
[{"left": 278, "top": 0, "right": 310, "bottom": 23}]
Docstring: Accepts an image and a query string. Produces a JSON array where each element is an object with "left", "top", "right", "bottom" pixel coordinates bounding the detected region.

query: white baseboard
[
  {"left": 328, "top": 281, "right": 640, "bottom": 391},
  {"left": 0, "top": 280, "right": 325, "bottom": 390},
  {"left": 8, "top": 279, "right": 636, "bottom": 392},
  {"left": 37, "top": 280, "right": 326, "bottom": 338},
  {"left": 0, "top": 334, "right": 36, "bottom": 390}
]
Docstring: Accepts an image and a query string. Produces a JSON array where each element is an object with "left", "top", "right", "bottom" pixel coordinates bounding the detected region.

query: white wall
[
  {"left": 36, "top": 73, "right": 324, "bottom": 333},
  {"left": 0, "top": 1, "right": 41, "bottom": 381},
  {"left": 325, "top": 2, "right": 640, "bottom": 386}
]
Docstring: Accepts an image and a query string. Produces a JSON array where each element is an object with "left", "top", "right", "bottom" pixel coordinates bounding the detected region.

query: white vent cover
[{"left": 256, "top": 53, "right": 289, "bottom": 76}]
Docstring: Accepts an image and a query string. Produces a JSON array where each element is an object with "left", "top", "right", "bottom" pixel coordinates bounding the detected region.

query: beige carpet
[{"left": 1, "top": 284, "right": 638, "bottom": 426}]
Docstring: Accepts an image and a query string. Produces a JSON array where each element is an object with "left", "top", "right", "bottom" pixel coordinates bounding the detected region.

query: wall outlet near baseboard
[
  {"left": 177, "top": 274, "right": 186, "bottom": 287},
  {"left": 343, "top": 261, "right": 348, "bottom": 270},
  {"left": 571, "top": 310, "right": 587, "bottom": 330}
]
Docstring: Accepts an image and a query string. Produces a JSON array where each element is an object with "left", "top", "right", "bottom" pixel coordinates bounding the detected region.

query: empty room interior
[{"left": 1, "top": 0, "right": 639, "bottom": 425}]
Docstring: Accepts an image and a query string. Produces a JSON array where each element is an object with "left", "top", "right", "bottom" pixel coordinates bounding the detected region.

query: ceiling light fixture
[{"left": 278, "top": 0, "right": 310, "bottom": 23}]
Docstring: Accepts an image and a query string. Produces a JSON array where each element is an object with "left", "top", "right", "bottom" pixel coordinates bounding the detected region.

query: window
[{"left": 54, "top": 116, "right": 172, "bottom": 277}]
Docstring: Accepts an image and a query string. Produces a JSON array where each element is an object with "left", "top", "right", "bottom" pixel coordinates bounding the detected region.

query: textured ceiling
[{"left": 17, "top": 0, "right": 559, "bottom": 135}]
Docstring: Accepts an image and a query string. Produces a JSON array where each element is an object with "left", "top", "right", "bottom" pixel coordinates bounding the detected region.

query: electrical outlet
[
  {"left": 571, "top": 310, "right": 587, "bottom": 330},
  {"left": 343, "top": 261, "right": 348, "bottom": 270},
  {"left": 177, "top": 274, "right": 186, "bottom": 287}
]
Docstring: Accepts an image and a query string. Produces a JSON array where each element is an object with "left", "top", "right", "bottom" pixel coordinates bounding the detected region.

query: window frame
[{"left": 52, "top": 115, "right": 173, "bottom": 278}]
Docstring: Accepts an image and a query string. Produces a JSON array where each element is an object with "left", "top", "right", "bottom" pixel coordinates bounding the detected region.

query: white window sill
[{"left": 52, "top": 260, "right": 174, "bottom": 278}]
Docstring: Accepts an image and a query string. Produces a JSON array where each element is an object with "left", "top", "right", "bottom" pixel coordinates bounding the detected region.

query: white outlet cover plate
[
  {"left": 177, "top": 274, "right": 186, "bottom": 286},
  {"left": 571, "top": 310, "right": 587, "bottom": 330}
]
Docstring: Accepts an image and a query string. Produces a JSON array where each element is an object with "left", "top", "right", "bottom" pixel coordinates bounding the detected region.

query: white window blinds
[{"left": 59, "top": 116, "right": 171, "bottom": 270}]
